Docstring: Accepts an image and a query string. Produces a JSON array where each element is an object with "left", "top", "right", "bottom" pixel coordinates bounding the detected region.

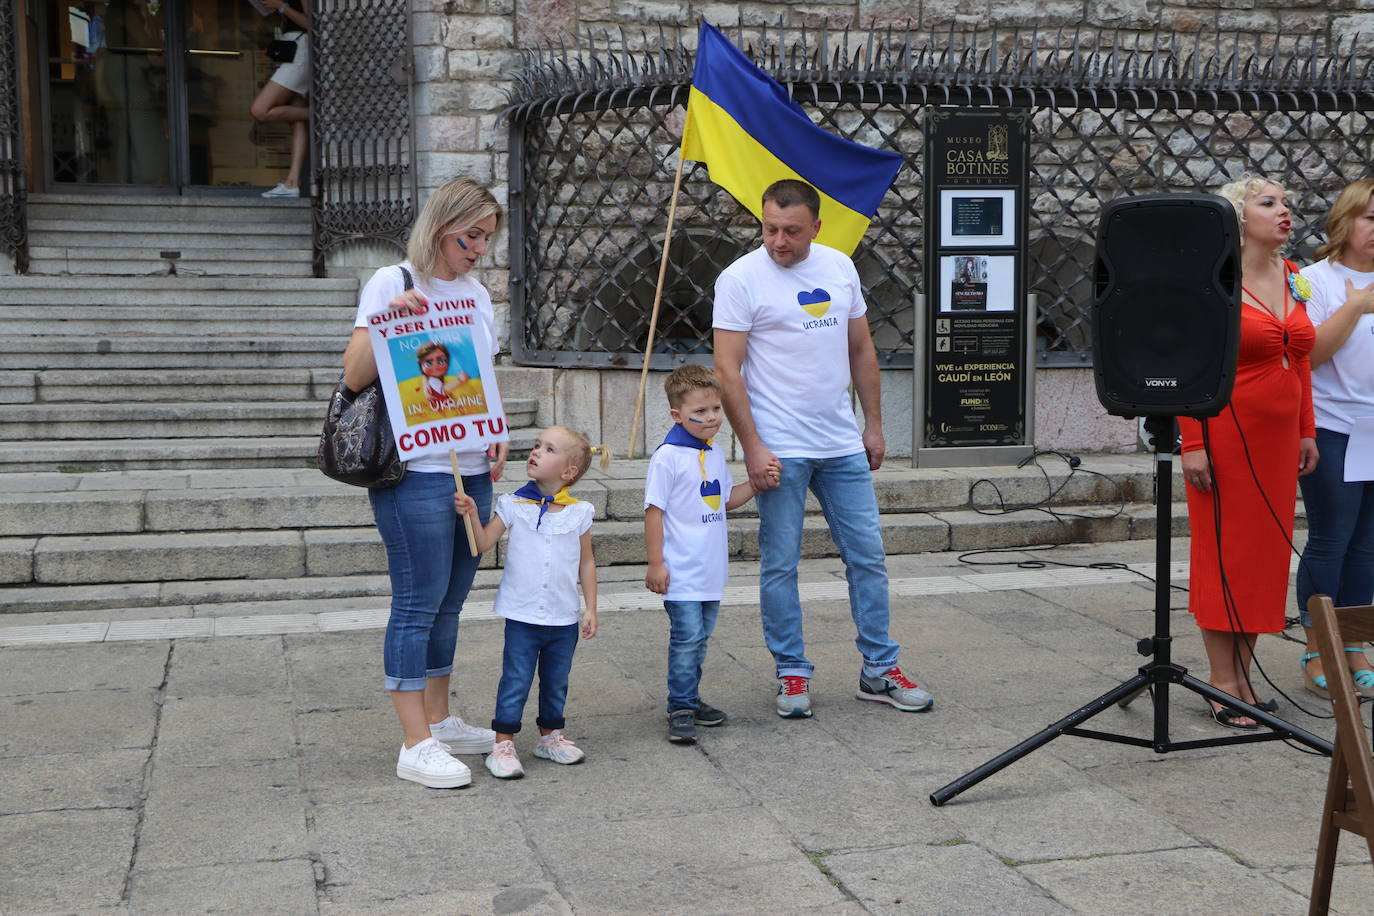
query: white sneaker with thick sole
[
  {"left": 485, "top": 739, "right": 525, "bottom": 779},
  {"left": 396, "top": 737, "right": 471, "bottom": 789},
  {"left": 533, "top": 729, "right": 585, "bottom": 765},
  {"left": 261, "top": 182, "right": 300, "bottom": 198},
  {"left": 429, "top": 715, "right": 495, "bottom": 754}
]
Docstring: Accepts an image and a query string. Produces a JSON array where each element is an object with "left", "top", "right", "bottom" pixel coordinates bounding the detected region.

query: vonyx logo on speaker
[{"left": 1144, "top": 378, "right": 1179, "bottom": 388}]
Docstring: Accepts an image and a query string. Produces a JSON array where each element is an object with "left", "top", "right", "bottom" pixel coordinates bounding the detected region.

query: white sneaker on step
[{"left": 262, "top": 182, "right": 300, "bottom": 198}]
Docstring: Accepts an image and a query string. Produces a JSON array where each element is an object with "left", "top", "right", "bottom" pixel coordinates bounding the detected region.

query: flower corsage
[{"left": 1289, "top": 272, "right": 1313, "bottom": 303}]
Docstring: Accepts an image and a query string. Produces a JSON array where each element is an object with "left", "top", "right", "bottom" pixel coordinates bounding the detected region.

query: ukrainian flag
[{"left": 681, "top": 22, "right": 904, "bottom": 255}]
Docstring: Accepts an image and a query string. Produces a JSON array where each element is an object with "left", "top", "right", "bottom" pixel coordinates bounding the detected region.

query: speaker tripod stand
[{"left": 930, "top": 416, "right": 1332, "bottom": 807}]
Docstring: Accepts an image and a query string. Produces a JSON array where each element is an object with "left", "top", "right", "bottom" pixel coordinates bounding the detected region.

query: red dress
[{"left": 1179, "top": 264, "right": 1315, "bottom": 633}]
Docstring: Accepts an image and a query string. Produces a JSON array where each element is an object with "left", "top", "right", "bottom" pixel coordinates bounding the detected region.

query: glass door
[
  {"left": 184, "top": 0, "right": 292, "bottom": 188},
  {"left": 43, "top": 0, "right": 288, "bottom": 189}
]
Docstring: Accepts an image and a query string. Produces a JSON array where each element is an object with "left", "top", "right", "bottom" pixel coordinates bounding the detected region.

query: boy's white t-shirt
[
  {"left": 712, "top": 244, "right": 866, "bottom": 459},
  {"left": 491, "top": 493, "right": 595, "bottom": 626},
  {"left": 1300, "top": 257, "right": 1374, "bottom": 436},
  {"left": 643, "top": 436, "right": 734, "bottom": 602},
  {"left": 353, "top": 262, "right": 499, "bottom": 476}
]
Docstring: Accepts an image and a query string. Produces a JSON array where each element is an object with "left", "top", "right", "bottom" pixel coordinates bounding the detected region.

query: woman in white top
[
  {"left": 250, "top": 0, "right": 310, "bottom": 197},
  {"left": 341, "top": 178, "right": 509, "bottom": 788},
  {"left": 1296, "top": 178, "right": 1374, "bottom": 699}
]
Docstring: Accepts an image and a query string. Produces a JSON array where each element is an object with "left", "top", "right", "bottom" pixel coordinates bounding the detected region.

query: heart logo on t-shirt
[
  {"left": 699, "top": 479, "right": 722, "bottom": 511},
  {"left": 797, "top": 288, "right": 831, "bottom": 318}
]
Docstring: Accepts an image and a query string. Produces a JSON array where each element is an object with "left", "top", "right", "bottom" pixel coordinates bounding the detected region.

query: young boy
[{"left": 644, "top": 366, "right": 778, "bottom": 743}]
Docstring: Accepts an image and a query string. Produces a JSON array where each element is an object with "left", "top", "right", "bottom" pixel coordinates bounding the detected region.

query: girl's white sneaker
[
  {"left": 485, "top": 739, "right": 524, "bottom": 779},
  {"left": 533, "top": 730, "right": 585, "bottom": 765},
  {"left": 396, "top": 737, "right": 471, "bottom": 789}
]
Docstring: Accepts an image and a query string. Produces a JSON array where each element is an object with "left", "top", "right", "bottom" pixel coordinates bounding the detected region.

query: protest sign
[{"left": 367, "top": 298, "right": 508, "bottom": 462}]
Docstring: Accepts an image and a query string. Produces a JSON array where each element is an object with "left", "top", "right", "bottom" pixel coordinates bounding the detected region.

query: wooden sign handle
[{"left": 449, "top": 449, "right": 479, "bottom": 557}]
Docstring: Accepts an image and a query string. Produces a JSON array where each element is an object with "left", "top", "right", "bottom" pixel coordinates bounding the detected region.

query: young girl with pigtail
[{"left": 454, "top": 426, "right": 611, "bottom": 778}]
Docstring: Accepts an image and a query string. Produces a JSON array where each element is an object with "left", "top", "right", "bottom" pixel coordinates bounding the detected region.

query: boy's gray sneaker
[
  {"left": 694, "top": 701, "right": 727, "bottom": 727},
  {"left": 776, "top": 676, "right": 813, "bottom": 718},
  {"left": 667, "top": 708, "right": 697, "bottom": 743},
  {"left": 857, "top": 667, "right": 934, "bottom": 712}
]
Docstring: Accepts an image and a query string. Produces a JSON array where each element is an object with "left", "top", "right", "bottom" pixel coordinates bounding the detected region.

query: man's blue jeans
[
  {"left": 1297, "top": 427, "right": 1374, "bottom": 626},
  {"left": 491, "top": 618, "right": 579, "bottom": 735},
  {"left": 755, "top": 451, "right": 900, "bottom": 679},
  {"left": 663, "top": 599, "right": 720, "bottom": 712},
  {"left": 370, "top": 471, "right": 492, "bottom": 691}
]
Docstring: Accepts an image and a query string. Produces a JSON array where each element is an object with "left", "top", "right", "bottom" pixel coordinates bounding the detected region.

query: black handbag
[
  {"left": 266, "top": 36, "right": 298, "bottom": 63},
  {"left": 315, "top": 266, "right": 412, "bottom": 488}
]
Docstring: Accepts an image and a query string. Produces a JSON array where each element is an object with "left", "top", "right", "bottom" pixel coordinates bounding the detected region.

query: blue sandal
[
  {"left": 1301, "top": 648, "right": 1374, "bottom": 700},
  {"left": 1300, "top": 652, "right": 1329, "bottom": 700}
]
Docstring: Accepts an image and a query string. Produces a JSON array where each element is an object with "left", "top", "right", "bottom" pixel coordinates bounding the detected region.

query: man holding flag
[{"left": 683, "top": 22, "right": 931, "bottom": 719}]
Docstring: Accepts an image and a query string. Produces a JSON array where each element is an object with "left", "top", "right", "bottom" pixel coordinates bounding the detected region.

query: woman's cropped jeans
[{"left": 370, "top": 470, "right": 492, "bottom": 691}]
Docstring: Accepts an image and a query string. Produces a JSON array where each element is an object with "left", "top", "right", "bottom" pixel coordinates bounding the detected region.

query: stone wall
[{"left": 401, "top": 0, "right": 1370, "bottom": 457}]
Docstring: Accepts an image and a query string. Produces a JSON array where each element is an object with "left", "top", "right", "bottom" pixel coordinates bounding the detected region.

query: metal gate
[
  {"left": 504, "top": 27, "right": 1374, "bottom": 369},
  {"left": 0, "top": 0, "right": 25, "bottom": 273},
  {"left": 309, "top": 0, "right": 418, "bottom": 273}
]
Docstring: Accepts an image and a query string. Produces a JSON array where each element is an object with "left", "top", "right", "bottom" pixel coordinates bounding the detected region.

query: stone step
[
  {"left": 1, "top": 368, "right": 340, "bottom": 404},
  {"left": 1, "top": 306, "right": 354, "bottom": 336},
  {"left": 0, "top": 506, "right": 1166, "bottom": 591},
  {"left": 0, "top": 337, "right": 345, "bottom": 370},
  {"left": 28, "top": 217, "right": 312, "bottom": 236},
  {"left": 0, "top": 397, "right": 539, "bottom": 440},
  {"left": 26, "top": 192, "right": 310, "bottom": 213},
  {"left": 0, "top": 276, "right": 356, "bottom": 307},
  {"left": 26, "top": 248, "right": 313, "bottom": 278},
  {"left": 0, "top": 426, "right": 542, "bottom": 472}
]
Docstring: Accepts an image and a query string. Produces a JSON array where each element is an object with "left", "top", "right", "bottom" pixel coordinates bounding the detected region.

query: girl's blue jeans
[
  {"left": 663, "top": 599, "right": 720, "bottom": 712},
  {"left": 492, "top": 618, "right": 579, "bottom": 734},
  {"left": 1297, "top": 427, "right": 1374, "bottom": 626},
  {"left": 369, "top": 471, "right": 492, "bottom": 691}
]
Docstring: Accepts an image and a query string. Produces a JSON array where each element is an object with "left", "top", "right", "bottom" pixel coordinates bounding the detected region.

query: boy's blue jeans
[
  {"left": 755, "top": 452, "right": 900, "bottom": 679},
  {"left": 663, "top": 599, "right": 720, "bottom": 712},
  {"left": 1297, "top": 427, "right": 1374, "bottom": 626},
  {"left": 491, "top": 618, "right": 579, "bottom": 735},
  {"left": 370, "top": 471, "right": 492, "bottom": 691}
]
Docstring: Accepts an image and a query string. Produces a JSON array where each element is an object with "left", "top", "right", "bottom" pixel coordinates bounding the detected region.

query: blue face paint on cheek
[
  {"left": 454, "top": 236, "right": 469, "bottom": 250},
  {"left": 686, "top": 417, "right": 704, "bottom": 423}
]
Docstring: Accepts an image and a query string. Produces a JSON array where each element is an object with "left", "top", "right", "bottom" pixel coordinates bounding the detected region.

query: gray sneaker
[
  {"left": 667, "top": 708, "right": 697, "bottom": 743},
  {"left": 857, "top": 667, "right": 934, "bottom": 712},
  {"left": 776, "top": 676, "right": 813, "bottom": 718}
]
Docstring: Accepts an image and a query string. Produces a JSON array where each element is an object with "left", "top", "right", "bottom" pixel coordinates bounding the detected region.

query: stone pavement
[{"left": 3, "top": 539, "right": 1373, "bottom": 914}]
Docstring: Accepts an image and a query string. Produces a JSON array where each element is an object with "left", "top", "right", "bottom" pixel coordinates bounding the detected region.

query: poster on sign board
[{"left": 367, "top": 301, "right": 509, "bottom": 462}]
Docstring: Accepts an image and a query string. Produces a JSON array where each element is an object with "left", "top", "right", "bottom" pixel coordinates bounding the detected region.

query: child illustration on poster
[{"left": 393, "top": 334, "right": 488, "bottom": 426}]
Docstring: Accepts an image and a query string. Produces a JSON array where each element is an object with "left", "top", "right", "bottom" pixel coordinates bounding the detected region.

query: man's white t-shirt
[
  {"left": 643, "top": 436, "right": 734, "bottom": 602},
  {"left": 353, "top": 262, "right": 499, "bottom": 476},
  {"left": 1300, "top": 257, "right": 1374, "bottom": 435},
  {"left": 712, "top": 243, "right": 866, "bottom": 459}
]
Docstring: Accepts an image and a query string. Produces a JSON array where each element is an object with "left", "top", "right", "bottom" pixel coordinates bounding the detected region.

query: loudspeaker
[{"left": 1092, "top": 193, "right": 1241, "bottom": 418}]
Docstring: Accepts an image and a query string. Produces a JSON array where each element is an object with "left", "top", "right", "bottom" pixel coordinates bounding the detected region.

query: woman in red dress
[{"left": 1179, "top": 176, "right": 1320, "bottom": 728}]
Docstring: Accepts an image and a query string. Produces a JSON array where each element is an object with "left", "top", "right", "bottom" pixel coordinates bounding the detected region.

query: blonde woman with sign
[{"left": 341, "top": 177, "right": 509, "bottom": 788}]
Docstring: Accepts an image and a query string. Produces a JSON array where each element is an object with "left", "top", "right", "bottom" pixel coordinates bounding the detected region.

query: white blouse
[{"left": 491, "top": 493, "right": 595, "bottom": 626}]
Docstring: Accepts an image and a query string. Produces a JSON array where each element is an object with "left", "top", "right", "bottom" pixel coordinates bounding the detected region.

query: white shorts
[{"left": 269, "top": 32, "right": 310, "bottom": 97}]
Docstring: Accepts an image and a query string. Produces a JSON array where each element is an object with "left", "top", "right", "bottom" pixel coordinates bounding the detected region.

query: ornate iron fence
[
  {"left": 310, "top": 0, "right": 417, "bottom": 274},
  {"left": 0, "top": 0, "right": 25, "bottom": 273},
  {"left": 505, "top": 27, "right": 1374, "bottom": 369}
]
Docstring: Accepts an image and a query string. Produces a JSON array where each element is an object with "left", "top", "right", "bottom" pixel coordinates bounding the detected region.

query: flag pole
[{"left": 626, "top": 148, "right": 687, "bottom": 459}]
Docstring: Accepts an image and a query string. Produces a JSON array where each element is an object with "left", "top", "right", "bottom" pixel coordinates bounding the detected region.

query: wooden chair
[{"left": 1306, "top": 595, "right": 1374, "bottom": 915}]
